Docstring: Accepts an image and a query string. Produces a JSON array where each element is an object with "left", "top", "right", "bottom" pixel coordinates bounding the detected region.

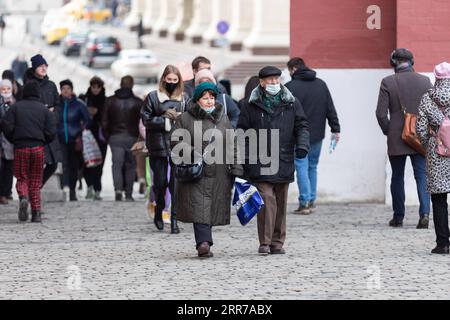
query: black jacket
[
  {"left": 141, "top": 90, "right": 187, "bottom": 157},
  {"left": 23, "top": 68, "right": 61, "bottom": 163},
  {"left": 102, "top": 88, "right": 142, "bottom": 140},
  {"left": 237, "top": 85, "right": 310, "bottom": 184},
  {"left": 1, "top": 97, "right": 56, "bottom": 149},
  {"left": 285, "top": 67, "right": 340, "bottom": 144}
]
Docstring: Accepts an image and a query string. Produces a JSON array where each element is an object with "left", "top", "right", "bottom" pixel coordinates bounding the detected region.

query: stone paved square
[{"left": 1, "top": 198, "right": 449, "bottom": 300}]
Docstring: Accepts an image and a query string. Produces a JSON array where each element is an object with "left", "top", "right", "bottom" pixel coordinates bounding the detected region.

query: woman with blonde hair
[{"left": 141, "top": 65, "right": 187, "bottom": 234}]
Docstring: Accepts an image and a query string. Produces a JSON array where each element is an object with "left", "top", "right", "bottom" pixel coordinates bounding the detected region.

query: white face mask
[{"left": 265, "top": 84, "right": 281, "bottom": 96}]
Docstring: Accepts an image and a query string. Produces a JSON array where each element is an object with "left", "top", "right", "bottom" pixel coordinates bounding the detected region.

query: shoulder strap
[
  {"left": 223, "top": 94, "right": 227, "bottom": 114},
  {"left": 392, "top": 75, "right": 406, "bottom": 114}
]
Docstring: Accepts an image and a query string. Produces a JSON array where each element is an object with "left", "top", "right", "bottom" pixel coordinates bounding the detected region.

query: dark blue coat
[{"left": 57, "top": 95, "right": 91, "bottom": 144}]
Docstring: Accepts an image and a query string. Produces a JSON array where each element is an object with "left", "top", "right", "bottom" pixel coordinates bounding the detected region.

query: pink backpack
[{"left": 433, "top": 104, "right": 450, "bottom": 157}]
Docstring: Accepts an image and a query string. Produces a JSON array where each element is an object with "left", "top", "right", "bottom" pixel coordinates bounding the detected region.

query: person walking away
[
  {"left": 417, "top": 62, "right": 450, "bottom": 254},
  {"left": 56, "top": 80, "right": 91, "bottom": 201},
  {"left": 286, "top": 57, "right": 341, "bottom": 214},
  {"left": 194, "top": 69, "right": 240, "bottom": 128},
  {"left": 102, "top": 76, "right": 142, "bottom": 201},
  {"left": 171, "top": 82, "right": 243, "bottom": 257},
  {"left": 237, "top": 66, "right": 310, "bottom": 255},
  {"left": 141, "top": 65, "right": 187, "bottom": 234},
  {"left": 81, "top": 76, "right": 107, "bottom": 200},
  {"left": 1, "top": 80, "right": 56, "bottom": 222},
  {"left": 23, "top": 54, "right": 62, "bottom": 189},
  {"left": 376, "top": 48, "right": 432, "bottom": 228},
  {"left": 238, "top": 76, "right": 260, "bottom": 110},
  {"left": 0, "top": 79, "right": 16, "bottom": 204}
]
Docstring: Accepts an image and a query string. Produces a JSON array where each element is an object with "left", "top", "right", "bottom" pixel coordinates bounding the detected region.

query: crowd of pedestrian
[{"left": 2, "top": 48, "right": 450, "bottom": 258}]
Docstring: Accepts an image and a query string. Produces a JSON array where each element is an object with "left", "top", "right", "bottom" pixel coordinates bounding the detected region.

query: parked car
[
  {"left": 81, "top": 34, "right": 121, "bottom": 68},
  {"left": 111, "top": 49, "right": 160, "bottom": 83},
  {"left": 61, "top": 31, "right": 89, "bottom": 56},
  {"left": 40, "top": 8, "right": 60, "bottom": 39},
  {"left": 46, "top": 25, "right": 70, "bottom": 45}
]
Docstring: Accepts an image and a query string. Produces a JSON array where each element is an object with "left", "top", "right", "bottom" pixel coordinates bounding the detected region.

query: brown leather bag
[{"left": 393, "top": 77, "right": 426, "bottom": 156}]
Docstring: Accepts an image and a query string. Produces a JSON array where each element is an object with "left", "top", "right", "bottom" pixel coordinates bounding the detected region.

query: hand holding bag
[{"left": 232, "top": 178, "right": 265, "bottom": 226}]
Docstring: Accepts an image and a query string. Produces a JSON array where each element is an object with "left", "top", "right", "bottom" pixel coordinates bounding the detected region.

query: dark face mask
[{"left": 165, "top": 82, "right": 178, "bottom": 95}]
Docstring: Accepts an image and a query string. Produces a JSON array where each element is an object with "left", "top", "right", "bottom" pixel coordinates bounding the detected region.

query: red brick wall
[
  {"left": 290, "top": 0, "right": 396, "bottom": 68},
  {"left": 397, "top": 0, "right": 450, "bottom": 72}
]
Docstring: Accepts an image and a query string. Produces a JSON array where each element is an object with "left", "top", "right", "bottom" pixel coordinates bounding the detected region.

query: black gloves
[{"left": 296, "top": 149, "right": 308, "bottom": 159}]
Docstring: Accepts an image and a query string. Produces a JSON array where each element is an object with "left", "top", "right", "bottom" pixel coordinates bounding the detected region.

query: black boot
[
  {"left": 31, "top": 211, "right": 42, "bottom": 223},
  {"left": 171, "top": 213, "right": 180, "bottom": 234},
  {"left": 154, "top": 210, "right": 164, "bottom": 231}
]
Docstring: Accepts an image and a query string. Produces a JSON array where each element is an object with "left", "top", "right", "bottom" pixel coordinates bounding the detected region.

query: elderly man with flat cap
[{"left": 237, "top": 66, "right": 310, "bottom": 255}]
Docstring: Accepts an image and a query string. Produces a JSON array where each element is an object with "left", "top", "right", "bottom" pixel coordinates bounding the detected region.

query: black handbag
[{"left": 174, "top": 124, "right": 216, "bottom": 182}]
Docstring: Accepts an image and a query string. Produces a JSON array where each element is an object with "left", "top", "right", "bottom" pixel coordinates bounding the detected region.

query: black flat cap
[{"left": 258, "top": 66, "right": 282, "bottom": 79}]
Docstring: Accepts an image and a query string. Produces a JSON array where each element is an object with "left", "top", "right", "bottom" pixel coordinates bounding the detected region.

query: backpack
[{"left": 431, "top": 94, "right": 450, "bottom": 157}]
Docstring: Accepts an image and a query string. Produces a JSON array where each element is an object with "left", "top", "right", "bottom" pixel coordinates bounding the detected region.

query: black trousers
[
  {"left": 61, "top": 142, "right": 81, "bottom": 192},
  {"left": 194, "top": 223, "right": 213, "bottom": 248},
  {"left": 84, "top": 142, "right": 107, "bottom": 192},
  {"left": 149, "top": 157, "right": 176, "bottom": 218},
  {"left": 431, "top": 193, "right": 450, "bottom": 247},
  {"left": 0, "top": 158, "right": 13, "bottom": 197}
]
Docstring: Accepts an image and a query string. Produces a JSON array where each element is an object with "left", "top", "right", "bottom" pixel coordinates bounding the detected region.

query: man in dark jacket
[
  {"left": 286, "top": 58, "right": 341, "bottom": 214},
  {"left": 23, "top": 54, "right": 62, "bottom": 189},
  {"left": 376, "top": 48, "right": 432, "bottom": 229},
  {"left": 237, "top": 66, "right": 310, "bottom": 255},
  {"left": 102, "top": 76, "right": 142, "bottom": 201},
  {"left": 1, "top": 80, "right": 56, "bottom": 223}
]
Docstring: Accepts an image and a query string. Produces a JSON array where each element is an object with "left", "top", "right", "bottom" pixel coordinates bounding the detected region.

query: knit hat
[
  {"left": 0, "top": 79, "right": 13, "bottom": 90},
  {"left": 195, "top": 69, "right": 217, "bottom": 86},
  {"left": 23, "top": 80, "right": 41, "bottom": 99},
  {"left": 60, "top": 79, "right": 73, "bottom": 90},
  {"left": 434, "top": 62, "right": 450, "bottom": 80},
  {"left": 193, "top": 82, "right": 219, "bottom": 102},
  {"left": 31, "top": 54, "right": 48, "bottom": 70}
]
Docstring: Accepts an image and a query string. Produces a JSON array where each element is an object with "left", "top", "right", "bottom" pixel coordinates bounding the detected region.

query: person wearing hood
[
  {"left": 141, "top": 65, "right": 187, "bottom": 234},
  {"left": 56, "top": 79, "right": 91, "bottom": 201},
  {"left": 376, "top": 48, "right": 432, "bottom": 229},
  {"left": 194, "top": 68, "right": 240, "bottom": 128},
  {"left": 286, "top": 58, "right": 341, "bottom": 215},
  {"left": 238, "top": 66, "right": 310, "bottom": 255},
  {"left": 0, "top": 79, "right": 15, "bottom": 204},
  {"left": 417, "top": 62, "right": 450, "bottom": 254},
  {"left": 171, "top": 82, "right": 243, "bottom": 258},
  {"left": 80, "top": 76, "right": 107, "bottom": 201},
  {"left": 102, "top": 75, "right": 142, "bottom": 201},
  {"left": 23, "top": 54, "right": 62, "bottom": 189},
  {"left": 1, "top": 80, "right": 56, "bottom": 223}
]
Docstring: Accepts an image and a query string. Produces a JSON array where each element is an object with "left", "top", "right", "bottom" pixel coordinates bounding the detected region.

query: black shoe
[
  {"left": 115, "top": 192, "right": 123, "bottom": 201},
  {"left": 18, "top": 198, "right": 29, "bottom": 222},
  {"left": 31, "top": 211, "right": 42, "bottom": 223},
  {"left": 431, "top": 245, "right": 449, "bottom": 254},
  {"left": 170, "top": 215, "right": 180, "bottom": 234},
  {"left": 125, "top": 196, "right": 135, "bottom": 202},
  {"left": 154, "top": 212, "right": 164, "bottom": 231},
  {"left": 416, "top": 215, "right": 429, "bottom": 229},
  {"left": 69, "top": 190, "right": 78, "bottom": 202},
  {"left": 389, "top": 218, "right": 403, "bottom": 227}
]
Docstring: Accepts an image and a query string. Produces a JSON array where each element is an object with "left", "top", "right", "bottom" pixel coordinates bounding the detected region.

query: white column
[
  {"left": 124, "top": 0, "right": 146, "bottom": 28},
  {"left": 168, "top": 0, "right": 194, "bottom": 41},
  {"left": 243, "top": 0, "right": 290, "bottom": 55},
  {"left": 143, "top": 0, "right": 161, "bottom": 34},
  {"left": 203, "top": 1, "right": 233, "bottom": 46},
  {"left": 226, "top": 0, "right": 254, "bottom": 51},
  {"left": 185, "top": 0, "right": 214, "bottom": 44},
  {"left": 153, "top": 0, "right": 179, "bottom": 37}
]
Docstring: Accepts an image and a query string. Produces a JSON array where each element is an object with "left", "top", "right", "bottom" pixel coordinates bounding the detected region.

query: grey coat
[
  {"left": 376, "top": 70, "right": 432, "bottom": 156},
  {"left": 417, "top": 79, "right": 450, "bottom": 194},
  {"left": 171, "top": 102, "right": 243, "bottom": 226}
]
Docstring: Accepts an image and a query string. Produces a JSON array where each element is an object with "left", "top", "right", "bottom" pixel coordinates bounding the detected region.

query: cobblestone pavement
[{"left": 1, "top": 197, "right": 449, "bottom": 300}]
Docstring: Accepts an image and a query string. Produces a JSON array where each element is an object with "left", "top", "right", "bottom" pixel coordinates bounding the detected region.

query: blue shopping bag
[{"left": 232, "top": 178, "right": 264, "bottom": 226}]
